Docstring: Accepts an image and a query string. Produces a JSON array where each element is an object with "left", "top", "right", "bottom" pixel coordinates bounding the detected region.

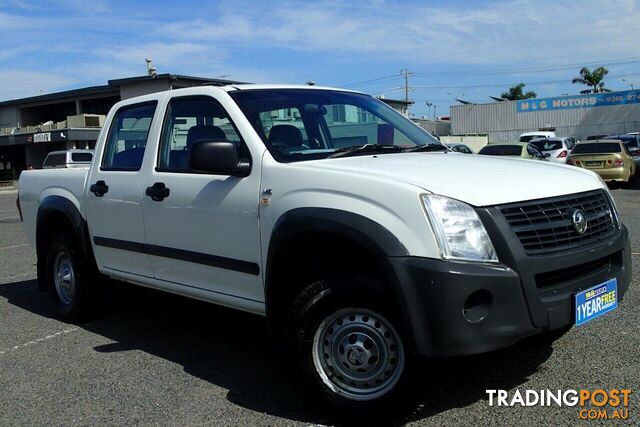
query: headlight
[{"left": 422, "top": 194, "right": 498, "bottom": 263}]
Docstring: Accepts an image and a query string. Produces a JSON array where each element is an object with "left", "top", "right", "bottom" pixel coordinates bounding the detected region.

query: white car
[
  {"left": 519, "top": 131, "right": 556, "bottom": 142},
  {"left": 17, "top": 85, "right": 631, "bottom": 411},
  {"left": 530, "top": 137, "right": 576, "bottom": 163},
  {"left": 42, "top": 149, "right": 94, "bottom": 169}
]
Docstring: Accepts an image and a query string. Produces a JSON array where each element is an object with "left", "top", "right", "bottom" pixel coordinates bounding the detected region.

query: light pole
[
  {"left": 425, "top": 102, "right": 433, "bottom": 120},
  {"left": 622, "top": 79, "right": 635, "bottom": 90}
]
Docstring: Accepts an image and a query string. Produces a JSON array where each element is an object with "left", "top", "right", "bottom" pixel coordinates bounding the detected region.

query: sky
[{"left": 1, "top": 0, "right": 640, "bottom": 117}]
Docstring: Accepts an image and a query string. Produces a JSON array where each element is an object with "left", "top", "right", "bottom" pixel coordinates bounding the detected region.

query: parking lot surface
[{"left": 0, "top": 186, "right": 638, "bottom": 426}]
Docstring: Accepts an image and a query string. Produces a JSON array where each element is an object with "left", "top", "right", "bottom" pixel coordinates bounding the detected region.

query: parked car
[
  {"left": 586, "top": 134, "right": 608, "bottom": 141},
  {"left": 603, "top": 134, "right": 640, "bottom": 168},
  {"left": 445, "top": 143, "right": 474, "bottom": 154},
  {"left": 18, "top": 85, "right": 631, "bottom": 411},
  {"left": 529, "top": 137, "right": 575, "bottom": 163},
  {"left": 42, "top": 149, "right": 93, "bottom": 169},
  {"left": 519, "top": 131, "right": 555, "bottom": 142},
  {"left": 567, "top": 140, "right": 636, "bottom": 186},
  {"left": 478, "top": 142, "right": 548, "bottom": 160}
]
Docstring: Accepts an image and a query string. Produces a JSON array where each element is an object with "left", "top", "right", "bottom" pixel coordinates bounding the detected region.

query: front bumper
[{"left": 389, "top": 224, "right": 632, "bottom": 357}]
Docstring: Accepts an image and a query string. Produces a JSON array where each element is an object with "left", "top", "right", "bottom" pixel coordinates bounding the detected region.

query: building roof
[
  {"left": 377, "top": 97, "right": 414, "bottom": 106},
  {"left": 0, "top": 84, "right": 117, "bottom": 107},
  {"left": 0, "top": 73, "right": 245, "bottom": 107},
  {"left": 107, "top": 73, "right": 244, "bottom": 87}
]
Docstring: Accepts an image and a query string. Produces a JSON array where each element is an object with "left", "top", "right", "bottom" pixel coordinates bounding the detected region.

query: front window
[{"left": 230, "top": 89, "right": 441, "bottom": 162}]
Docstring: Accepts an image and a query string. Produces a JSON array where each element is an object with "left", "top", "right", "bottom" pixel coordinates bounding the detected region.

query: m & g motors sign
[{"left": 516, "top": 89, "right": 640, "bottom": 113}]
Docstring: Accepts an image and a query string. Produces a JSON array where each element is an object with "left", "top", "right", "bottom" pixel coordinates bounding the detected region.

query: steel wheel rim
[
  {"left": 312, "top": 308, "right": 405, "bottom": 401},
  {"left": 53, "top": 251, "right": 75, "bottom": 306}
]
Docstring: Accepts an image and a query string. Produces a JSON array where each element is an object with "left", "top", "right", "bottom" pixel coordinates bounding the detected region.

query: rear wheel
[
  {"left": 45, "top": 235, "right": 100, "bottom": 321},
  {"left": 288, "top": 280, "right": 408, "bottom": 412}
]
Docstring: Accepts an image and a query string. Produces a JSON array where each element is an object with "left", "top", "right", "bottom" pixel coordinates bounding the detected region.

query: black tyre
[
  {"left": 288, "top": 280, "right": 408, "bottom": 413},
  {"left": 45, "top": 234, "right": 100, "bottom": 321}
]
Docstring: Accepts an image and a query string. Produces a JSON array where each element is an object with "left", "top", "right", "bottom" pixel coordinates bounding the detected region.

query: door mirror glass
[{"left": 189, "top": 140, "right": 250, "bottom": 176}]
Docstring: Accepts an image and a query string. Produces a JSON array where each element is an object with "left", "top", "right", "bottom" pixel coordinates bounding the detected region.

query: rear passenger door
[
  {"left": 86, "top": 101, "right": 158, "bottom": 278},
  {"left": 141, "top": 95, "right": 263, "bottom": 311}
]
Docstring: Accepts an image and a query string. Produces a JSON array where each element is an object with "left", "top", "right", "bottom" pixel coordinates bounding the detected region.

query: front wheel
[{"left": 289, "top": 281, "right": 408, "bottom": 412}]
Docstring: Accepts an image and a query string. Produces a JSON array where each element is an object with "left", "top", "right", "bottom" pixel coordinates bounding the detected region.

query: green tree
[
  {"left": 500, "top": 83, "right": 537, "bottom": 100},
  {"left": 572, "top": 67, "right": 611, "bottom": 94}
]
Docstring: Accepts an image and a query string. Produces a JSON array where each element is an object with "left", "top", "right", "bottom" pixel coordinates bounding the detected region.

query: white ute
[{"left": 18, "top": 85, "right": 632, "bottom": 411}]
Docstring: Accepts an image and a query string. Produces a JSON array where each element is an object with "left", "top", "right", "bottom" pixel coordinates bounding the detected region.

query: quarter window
[{"left": 101, "top": 102, "right": 156, "bottom": 171}]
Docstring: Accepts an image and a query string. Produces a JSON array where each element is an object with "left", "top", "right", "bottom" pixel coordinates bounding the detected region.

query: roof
[
  {"left": 0, "top": 84, "right": 117, "bottom": 107},
  {"left": 107, "top": 73, "right": 244, "bottom": 87},
  {"left": 222, "top": 84, "right": 362, "bottom": 94},
  {"left": 0, "top": 73, "right": 245, "bottom": 107},
  {"left": 376, "top": 96, "right": 414, "bottom": 106}
]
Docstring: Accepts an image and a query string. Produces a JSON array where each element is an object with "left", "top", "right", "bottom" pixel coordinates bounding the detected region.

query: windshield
[
  {"left": 478, "top": 145, "right": 523, "bottom": 156},
  {"left": 571, "top": 143, "right": 621, "bottom": 154},
  {"left": 230, "top": 89, "right": 441, "bottom": 162},
  {"left": 531, "top": 139, "right": 563, "bottom": 151}
]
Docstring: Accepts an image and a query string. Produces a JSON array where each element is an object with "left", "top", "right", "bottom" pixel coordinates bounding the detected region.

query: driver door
[{"left": 141, "top": 95, "right": 264, "bottom": 310}]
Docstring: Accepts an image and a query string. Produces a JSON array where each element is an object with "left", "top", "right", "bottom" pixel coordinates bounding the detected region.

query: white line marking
[
  {"left": 0, "top": 328, "right": 78, "bottom": 355},
  {"left": 0, "top": 243, "right": 28, "bottom": 251}
]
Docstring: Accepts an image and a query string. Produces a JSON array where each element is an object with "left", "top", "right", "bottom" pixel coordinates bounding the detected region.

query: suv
[{"left": 18, "top": 85, "right": 632, "bottom": 410}]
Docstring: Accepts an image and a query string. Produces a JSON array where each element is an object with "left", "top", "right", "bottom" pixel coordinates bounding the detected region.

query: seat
[
  {"left": 171, "top": 125, "right": 227, "bottom": 169},
  {"left": 268, "top": 124, "right": 304, "bottom": 149},
  {"left": 112, "top": 145, "right": 145, "bottom": 169}
]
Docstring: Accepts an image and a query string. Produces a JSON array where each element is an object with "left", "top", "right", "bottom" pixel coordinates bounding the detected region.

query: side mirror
[
  {"left": 189, "top": 140, "right": 251, "bottom": 177},
  {"left": 544, "top": 152, "right": 551, "bottom": 158},
  {"left": 631, "top": 149, "right": 640, "bottom": 157}
]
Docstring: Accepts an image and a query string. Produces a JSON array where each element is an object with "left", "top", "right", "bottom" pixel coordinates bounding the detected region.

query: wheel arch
[
  {"left": 36, "top": 196, "right": 95, "bottom": 291},
  {"left": 264, "top": 207, "right": 411, "bottom": 338}
]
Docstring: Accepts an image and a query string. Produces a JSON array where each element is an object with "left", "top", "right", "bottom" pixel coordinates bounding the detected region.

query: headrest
[
  {"left": 268, "top": 124, "right": 303, "bottom": 147},
  {"left": 186, "top": 125, "right": 226, "bottom": 149}
]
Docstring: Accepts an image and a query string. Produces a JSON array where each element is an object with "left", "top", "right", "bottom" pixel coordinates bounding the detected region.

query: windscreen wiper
[
  {"left": 328, "top": 144, "right": 404, "bottom": 158},
  {"left": 402, "top": 143, "right": 449, "bottom": 153}
]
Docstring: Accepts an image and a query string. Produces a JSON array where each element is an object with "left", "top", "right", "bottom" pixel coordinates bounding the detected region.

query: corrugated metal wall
[{"left": 451, "top": 98, "right": 640, "bottom": 142}]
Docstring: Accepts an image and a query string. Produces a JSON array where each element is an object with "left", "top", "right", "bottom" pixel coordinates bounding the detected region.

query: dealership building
[{"left": 451, "top": 89, "right": 640, "bottom": 142}]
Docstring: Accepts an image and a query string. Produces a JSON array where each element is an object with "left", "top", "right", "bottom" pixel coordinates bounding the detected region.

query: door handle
[
  {"left": 145, "top": 182, "right": 170, "bottom": 201},
  {"left": 90, "top": 180, "right": 109, "bottom": 197}
]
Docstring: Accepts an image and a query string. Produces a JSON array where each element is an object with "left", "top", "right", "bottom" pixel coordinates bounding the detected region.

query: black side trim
[{"left": 93, "top": 236, "right": 260, "bottom": 276}]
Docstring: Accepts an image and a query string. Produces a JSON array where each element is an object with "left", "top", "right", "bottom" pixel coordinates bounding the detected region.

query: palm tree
[
  {"left": 500, "top": 83, "right": 537, "bottom": 100},
  {"left": 572, "top": 67, "right": 611, "bottom": 94}
]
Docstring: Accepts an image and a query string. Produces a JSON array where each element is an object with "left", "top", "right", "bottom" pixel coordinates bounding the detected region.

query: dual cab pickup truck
[{"left": 19, "top": 84, "right": 631, "bottom": 410}]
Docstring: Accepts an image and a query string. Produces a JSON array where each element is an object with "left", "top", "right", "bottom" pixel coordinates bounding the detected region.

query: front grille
[
  {"left": 535, "top": 251, "right": 620, "bottom": 288},
  {"left": 500, "top": 190, "right": 617, "bottom": 255}
]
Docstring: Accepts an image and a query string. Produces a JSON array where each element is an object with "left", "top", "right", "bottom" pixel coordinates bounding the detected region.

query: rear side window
[
  {"left": 43, "top": 153, "right": 66, "bottom": 167},
  {"left": 71, "top": 153, "right": 92, "bottom": 162},
  {"left": 101, "top": 102, "right": 157, "bottom": 171},
  {"left": 479, "top": 145, "right": 522, "bottom": 156},
  {"left": 572, "top": 143, "right": 621, "bottom": 154}
]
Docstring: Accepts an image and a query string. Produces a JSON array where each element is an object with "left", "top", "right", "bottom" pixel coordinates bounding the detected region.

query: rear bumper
[
  {"left": 588, "top": 167, "right": 630, "bottom": 181},
  {"left": 390, "top": 225, "right": 632, "bottom": 357}
]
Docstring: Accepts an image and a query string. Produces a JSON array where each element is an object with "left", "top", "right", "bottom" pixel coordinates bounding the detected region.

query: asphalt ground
[{"left": 0, "top": 183, "right": 638, "bottom": 426}]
